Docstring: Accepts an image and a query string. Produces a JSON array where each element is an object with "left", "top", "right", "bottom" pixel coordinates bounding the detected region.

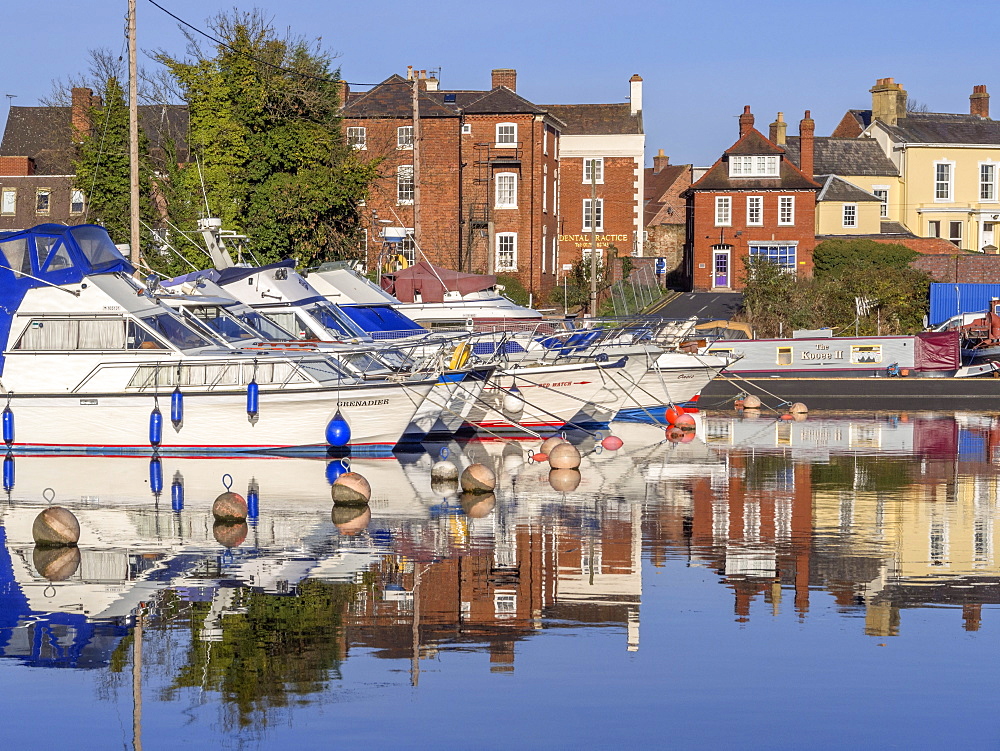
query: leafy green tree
[
  {"left": 812, "top": 238, "right": 918, "bottom": 278},
  {"left": 156, "top": 10, "right": 375, "bottom": 269},
  {"left": 72, "top": 76, "right": 157, "bottom": 245}
]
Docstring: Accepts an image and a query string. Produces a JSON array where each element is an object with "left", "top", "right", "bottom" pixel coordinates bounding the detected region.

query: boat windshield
[
  {"left": 137, "top": 313, "right": 214, "bottom": 350},
  {"left": 183, "top": 305, "right": 259, "bottom": 344},
  {"left": 305, "top": 302, "right": 361, "bottom": 338},
  {"left": 238, "top": 311, "right": 295, "bottom": 340}
]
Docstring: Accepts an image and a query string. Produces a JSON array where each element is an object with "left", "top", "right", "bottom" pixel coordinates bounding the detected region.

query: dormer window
[{"left": 730, "top": 155, "right": 779, "bottom": 177}]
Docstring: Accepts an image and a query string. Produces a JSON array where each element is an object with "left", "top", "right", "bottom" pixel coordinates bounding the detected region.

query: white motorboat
[{"left": 0, "top": 224, "right": 435, "bottom": 454}]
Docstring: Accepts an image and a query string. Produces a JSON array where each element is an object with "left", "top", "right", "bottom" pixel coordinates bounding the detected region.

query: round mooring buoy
[
  {"left": 460, "top": 492, "right": 496, "bottom": 519},
  {"left": 33, "top": 545, "right": 81, "bottom": 581},
  {"left": 674, "top": 413, "right": 697, "bottom": 432},
  {"left": 213, "top": 492, "right": 248, "bottom": 522},
  {"left": 460, "top": 463, "right": 496, "bottom": 494},
  {"left": 548, "top": 442, "right": 582, "bottom": 469},
  {"left": 32, "top": 507, "right": 80, "bottom": 547},
  {"left": 742, "top": 395, "right": 762, "bottom": 410},
  {"left": 431, "top": 460, "right": 459, "bottom": 482},
  {"left": 332, "top": 504, "right": 371, "bottom": 536},
  {"left": 549, "top": 468, "right": 582, "bottom": 492},
  {"left": 331, "top": 472, "right": 371, "bottom": 506},
  {"left": 789, "top": 402, "right": 808, "bottom": 414},
  {"left": 665, "top": 405, "right": 686, "bottom": 425},
  {"left": 540, "top": 436, "right": 567, "bottom": 455},
  {"left": 213, "top": 520, "right": 248, "bottom": 548}
]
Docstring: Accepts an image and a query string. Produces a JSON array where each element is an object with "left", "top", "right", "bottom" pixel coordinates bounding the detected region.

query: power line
[{"left": 144, "top": 0, "right": 409, "bottom": 89}]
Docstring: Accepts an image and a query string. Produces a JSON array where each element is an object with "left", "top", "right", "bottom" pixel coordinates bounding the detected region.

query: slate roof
[
  {"left": 783, "top": 136, "right": 898, "bottom": 177},
  {"left": 689, "top": 129, "right": 820, "bottom": 191},
  {"left": 815, "top": 175, "right": 882, "bottom": 202},
  {"left": 459, "top": 87, "right": 548, "bottom": 115},
  {"left": 831, "top": 109, "right": 872, "bottom": 138},
  {"left": 542, "top": 103, "right": 641, "bottom": 135},
  {"left": 880, "top": 112, "right": 1000, "bottom": 144},
  {"left": 0, "top": 103, "right": 189, "bottom": 174},
  {"left": 644, "top": 164, "right": 689, "bottom": 225},
  {"left": 342, "top": 74, "right": 458, "bottom": 118}
]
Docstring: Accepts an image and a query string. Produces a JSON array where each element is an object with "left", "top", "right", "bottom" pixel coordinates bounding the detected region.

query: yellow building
[{"left": 859, "top": 78, "right": 1000, "bottom": 251}]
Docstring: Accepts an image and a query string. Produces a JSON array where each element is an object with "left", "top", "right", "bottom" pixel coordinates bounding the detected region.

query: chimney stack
[
  {"left": 492, "top": 69, "right": 516, "bottom": 92},
  {"left": 653, "top": 149, "right": 670, "bottom": 174},
  {"left": 426, "top": 72, "right": 439, "bottom": 92},
  {"left": 71, "top": 87, "right": 94, "bottom": 143},
  {"left": 337, "top": 79, "right": 350, "bottom": 107},
  {"left": 769, "top": 112, "right": 787, "bottom": 145},
  {"left": 629, "top": 74, "right": 643, "bottom": 115},
  {"left": 739, "top": 105, "right": 754, "bottom": 137},
  {"left": 971, "top": 84, "right": 990, "bottom": 118},
  {"left": 870, "top": 77, "right": 907, "bottom": 126},
  {"left": 799, "top": 110, "right": 815, "bottom": 179}
]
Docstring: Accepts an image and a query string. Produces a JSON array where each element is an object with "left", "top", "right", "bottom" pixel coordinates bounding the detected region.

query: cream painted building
[{"left": 860, "top": 78, "right": 1000, "bottom": 251}]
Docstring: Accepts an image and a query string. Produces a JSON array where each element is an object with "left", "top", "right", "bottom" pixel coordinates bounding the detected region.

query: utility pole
[
  {"left": 411, "top": 74, "right": 422, "bottom": 249},
  {"left": 589, "top": 162, "right": 598, "bottom": 314},
  {"left": 127, "top": 0, "right": 140, "bottom": 268}
]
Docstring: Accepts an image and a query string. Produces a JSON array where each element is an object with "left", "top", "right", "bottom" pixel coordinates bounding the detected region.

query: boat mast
[{"left": 127, "top": 0, "right": 140, "bottom": 268}]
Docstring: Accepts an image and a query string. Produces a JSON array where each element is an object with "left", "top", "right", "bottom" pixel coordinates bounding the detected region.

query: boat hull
[
  {"left": 0, "top": 381, "right": 433, "bottom": 455},
  {"left": 699, "top": 374, "right": 1000, "bottom": 411}
]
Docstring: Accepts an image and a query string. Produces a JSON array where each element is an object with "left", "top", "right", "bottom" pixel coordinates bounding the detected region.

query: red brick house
[
  {"left": 684, "top": 108, "right": 820, "bottom": 291},
  {"left": 343, "top": 68, "right": 645, "bottom": 301}
]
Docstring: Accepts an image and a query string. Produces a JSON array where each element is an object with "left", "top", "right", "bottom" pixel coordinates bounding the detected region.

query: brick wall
[
  {"left": 0, "top": 176, "right": 77, "bottom": 231},
  {"left": 0, "top": 156, "right": 34, "bottom": 176},
  {"left": 689, "top": 189, "right": 817, "bottom": 291},
  {"left": 912, "top": 253, "right": 1000, "bottom": 282},
  {"left": 558, "top": 155, "right": 638, "bottom": 271}
]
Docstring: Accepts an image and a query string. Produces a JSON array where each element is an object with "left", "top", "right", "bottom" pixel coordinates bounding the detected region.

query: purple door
[{"left": 713, "top": 250, "right": 730, "bottom": 288}]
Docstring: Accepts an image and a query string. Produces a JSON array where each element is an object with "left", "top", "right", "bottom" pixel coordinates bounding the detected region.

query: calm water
[{"left": 1, "top": 413, "right": 999, "bottom": 749}]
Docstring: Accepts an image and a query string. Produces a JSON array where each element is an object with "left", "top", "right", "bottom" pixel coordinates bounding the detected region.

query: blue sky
[{"left": 1, "top": 0, "right": 994, "bottom": 166}]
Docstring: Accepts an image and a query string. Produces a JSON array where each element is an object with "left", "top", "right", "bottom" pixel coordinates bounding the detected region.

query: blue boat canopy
[{"left": 337, "top": 304, "right": 424, "bottom": 335}]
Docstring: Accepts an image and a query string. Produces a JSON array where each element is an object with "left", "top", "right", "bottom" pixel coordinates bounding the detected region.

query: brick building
[
  {"left": 684, "top": 107, "right": 820, "bottom": 291},
  {"left": 343, "top": 68, "right": 644, "bottom": 301},
  {"left": 0, "top": 88, "right": 187, "bottom": 232},
  {"left": 643, "top": 149, "right": 691, "bottom": 280}
]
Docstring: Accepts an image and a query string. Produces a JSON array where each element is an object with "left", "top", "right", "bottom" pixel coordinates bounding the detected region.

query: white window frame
[
  {"left": 928, "top": 219, "right": 941, "bottom": 238},
  {"left": 396, "top": 126, "right": 414, "bottom": 150},
  {"left": 35, "top": 188, "right": 50, "bottom": 215},
  {"left": 496, "top": 232, "right": 517, "bottom": 271},
  {"left": 544, "top": 127, "right": 548, "bottom": 156},
  {"left": 729, "top": 154, "right": 779, "bottom": 177},
  {"left": 496, "top": 122, "right": 517, "bottom": 147},
  {"left": 542, "top": 226, "right": 547, "bottom": 273},
  {"left": 495, "top": 172, "right": 517, "bottom": 209},
  {"left": 1, "top": 188, "right": 16, "bottom": 216},
  {"left": 70, "top": 189, "right": 85, "bottom": 215},
  {"left": 583, "top": 198, "right": 604, "bottom": 233},
  {"left": 583, "top": 157, "right": 604, "bottom": 185},
  {"left": 934, "top": 160, "right": 954, "bottom": 202},
  {"left": 843, "top": 203, "right": 857, "bottom": 228},
  {"left": 714, "top": 196, "right": 732, "bottom": 227},
  {"left": 582, "top": 247, "right": 605, "bottom": 267},
  {"left": 400, "top": 229, "right": 416, "bottom": 267},
  {"left": 461, "top": 123, "right": 472, "bottom": 135},
  {"left": 347, "top": 126, "right": 366, "bottom": 150},
  {"left": 396, "top": 165, "right": 414, "bottom": 205},
  {"left": 872, "top": 186, "right": 889, "bottom": 219},
  {"left": 542, "top": 163, "right": 548, "bottom": 213},
  {"left": 981, "top": 162, "right": 997, "bottom": 202},
  {"left": 949, "top": 220, "right": 963, "bottom": 247},
  {"left": 746, "top": 196, "right": 763, "bottom": 226},
  {"left": 778, "top": 195, "right": 795, "bottom": 226}
]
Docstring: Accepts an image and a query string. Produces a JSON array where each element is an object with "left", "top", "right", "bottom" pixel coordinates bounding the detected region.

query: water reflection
[{"left": 0, "top": 413, "right": 999, "bottom": 736}]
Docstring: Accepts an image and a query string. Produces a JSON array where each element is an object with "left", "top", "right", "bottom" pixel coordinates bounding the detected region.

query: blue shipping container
[{"left": 929, "top": 283, "right": 1000, "bottom": 326}]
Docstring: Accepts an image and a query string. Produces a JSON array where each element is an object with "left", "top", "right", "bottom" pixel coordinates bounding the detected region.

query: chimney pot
[
  {"left": 769, "top": 111, "right": 787, "bottom": 145},
  {"left": 653, "top": 149, "right": 670, "bottom": 173},
  {"left": 738, "top": 105, "right": 755, "bottom": 137},
  {"left": 971, "top": 84, "right": 990, "bottom": 119},
  {"left": 799, "top": 110, "right": 815, "bottom": 179}
]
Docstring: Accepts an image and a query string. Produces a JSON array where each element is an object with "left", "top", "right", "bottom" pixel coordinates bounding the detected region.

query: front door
[
  {"left": 983, "top": 222, "right": 995, "bottom": 251},
  {"left": 713, "top": 248, "right": 730, "bottom": 288}
]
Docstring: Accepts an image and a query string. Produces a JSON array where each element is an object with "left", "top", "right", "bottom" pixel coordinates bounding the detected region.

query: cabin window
[
  {"left": 13, "top": 318, "right": 162, "bottom": 351},
  {"left": 776, "top": 346, "right": 792, "bottom": 365}
]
